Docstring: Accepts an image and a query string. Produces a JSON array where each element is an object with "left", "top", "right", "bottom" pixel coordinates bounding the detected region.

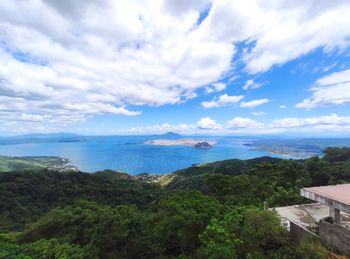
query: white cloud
[
  {"left": 240, "top": 98, "right": 269, "bottom": 108},
  {"left": 201, "top": 94, "right": 244, "bottom": 108},
  {"left": 205, "top": 82, "right": 227, "bottom": 93},
  {"left": 323, "top": 62, "right": 337, "bottom": 72},
  {"left": 0, "top": 0, "right": 235, "bottom": 125},
  {"left": 1, "top": 0, "right": 350, "bottom": 130},
  {"left": 227, "top": 114, "right": 350, "bottom": 134},
  {"left": 279, "top": 105, "right": 287, "bottom": 109},
  {"left": 196, "top": 0, "right": 350, "bottom": 73},
  {"left": 296, "top": 68, "right": 350, "bottom": 108},
  {"left": 243, "top": 2, "right": 350, "bottom": 73},
  {"left": 252, "top": 111, "right": 266, "bottom": 116},
  {"left": 105, "top": 113, "right": 350, "bottom": 135},
  {"left": 196, "top": 117, "right": 221, "bottom": 130},
  {"left": 212, "top": 82, "right": 227, "bottom": 92},
  {"left": 269, "top": 114, "right": 350, "bottom": 133},
  {"left": 129, "top": 116, "right": 222, "bottom": 134},
  {"left": 317, "top": 68, "right": 350, "bottom": 85},
  {"left": 227, "top": 117, "right": 262, "bottom": 130},
  {"left": 242, "top": 79, "right": 262, "bottom": 90}
]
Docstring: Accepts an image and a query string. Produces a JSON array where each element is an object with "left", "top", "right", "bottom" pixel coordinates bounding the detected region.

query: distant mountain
[
  {"left": 153, "top": 132, "right": 183, "bottom": 139},
  {"left": 11, "top": 133, "right": 80, "bottom": 139},
  {"left": 0, "top": 132, "right": 85, "bottom": 145}
]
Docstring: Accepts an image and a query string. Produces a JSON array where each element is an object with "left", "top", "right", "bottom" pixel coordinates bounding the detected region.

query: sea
[{"left": 0, "top": 134, "right": 349, "bottom": 174}]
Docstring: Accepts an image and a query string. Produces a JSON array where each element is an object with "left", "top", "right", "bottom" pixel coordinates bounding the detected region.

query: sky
[{"left": 0, "top": 0, "right": 350, "bottom": 136}]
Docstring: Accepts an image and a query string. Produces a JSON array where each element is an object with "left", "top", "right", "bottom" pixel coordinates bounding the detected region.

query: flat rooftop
[
  {"left": 274, "top": 203, "right": 350, "bottom": 232},
  {"left": 302, "top": 184, "right": 350, "bottom": 205}
]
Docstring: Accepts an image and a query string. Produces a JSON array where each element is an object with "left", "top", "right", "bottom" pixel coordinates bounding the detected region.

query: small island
[
  {"left": 193, "top": 142, "right": 212, "bottom": 149},
  {"left": 144, "top": 138, "right": 217, "bottom": 148}
]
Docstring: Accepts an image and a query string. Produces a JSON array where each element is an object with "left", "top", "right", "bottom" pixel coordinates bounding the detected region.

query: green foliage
[
  {"left": 240, "top": 209, "right": 289, "bottom": 255},
  {"left": 13, "top": 192, "right": 220, "bottom": 258},
  {"left": 198, "top": 206, "right": 249, "bottom": 259},
  {"left": 198, "top": 218, "right": 239, "bottom": 259},
  {"left": 269, "top": 241, "right": 327, "bottom": 258},
  {"left": 268, "top": 186, "right": 304, "bottom": 207},
  {"left": 2, "top": 147, "right": 350, "bottom": 258},
  {"left": 0, "top": 233, "right": 85, "bottom": 259},
  {"left": 18, "top": 201, "right": 145, "bottom": 258},
  {"left": 306, "top": 157, "right": 330, "bottom": 186},
  {"left": 324, "top": 147, "right": 350, "bottom": 162},
  {"left": 165, "top": 157, "right": 283, "bottom": 189},
  {"left": 0, "top": 170, "right": 161, "bottom": 231},
  {"left": 144, "top": 191, "right": 221, "bottom": 257}
]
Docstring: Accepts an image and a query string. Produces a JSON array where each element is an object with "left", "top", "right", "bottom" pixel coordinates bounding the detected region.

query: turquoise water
[{"left": 0, "top": 136, "right": 274, "bottom": 174}]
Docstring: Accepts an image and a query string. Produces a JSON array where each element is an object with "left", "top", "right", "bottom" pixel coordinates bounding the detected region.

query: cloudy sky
[{"left": 1, "top": 0, "right": 350, "bottom": 135}]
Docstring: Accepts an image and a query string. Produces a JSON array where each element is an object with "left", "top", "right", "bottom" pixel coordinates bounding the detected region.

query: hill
[
  {"left": 1, "top": 147, "right": 350, "bottom": 258},
  {"left": 0, "top": 156, "right": 78, "bottom": 172},
  {"left": 0, "top": 133, "right": 85, "bottom": 145},
  {"left": 151, "top": 131, "right": 182, "bottom": 138}
]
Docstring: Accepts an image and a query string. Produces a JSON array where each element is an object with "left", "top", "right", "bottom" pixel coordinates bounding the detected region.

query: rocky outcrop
[{"left": 194, "top": 142, "right": 212, "bottom": 149}]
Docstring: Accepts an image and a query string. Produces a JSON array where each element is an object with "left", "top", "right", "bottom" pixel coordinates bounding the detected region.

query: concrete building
[{"left": 274, "top": 184, "right": 350, "bottom": 256}]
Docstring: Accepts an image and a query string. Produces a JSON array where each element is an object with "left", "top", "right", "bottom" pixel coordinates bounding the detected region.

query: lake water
[{"left": 0, "top": 136, "right": 274, "bottom": 174}]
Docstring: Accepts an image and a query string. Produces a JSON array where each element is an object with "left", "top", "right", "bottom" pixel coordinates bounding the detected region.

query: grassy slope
[{"left": 0, "top": 156, "right": 68, "bottom": 172}]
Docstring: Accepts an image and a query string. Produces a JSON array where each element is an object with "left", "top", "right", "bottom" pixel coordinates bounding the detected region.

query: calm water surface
[{"left": 0, "top": 136, "right": 275, "bottom": 174}]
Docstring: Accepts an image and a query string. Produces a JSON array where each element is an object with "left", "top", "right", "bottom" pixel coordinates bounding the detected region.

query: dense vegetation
[
  {"left": 0, "top": 170, "right": 161, "bottom": 231},
  {"left": 1, "top": 147, "right": 350, "bottom": 258}
]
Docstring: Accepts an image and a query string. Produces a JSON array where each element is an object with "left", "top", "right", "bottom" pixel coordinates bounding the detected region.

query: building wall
[
  {"left": 319, "top": 219, "right": 350, "bottom": 256},
  {"left": 290, "top": 220, "right": 318, "bottom": 244}
]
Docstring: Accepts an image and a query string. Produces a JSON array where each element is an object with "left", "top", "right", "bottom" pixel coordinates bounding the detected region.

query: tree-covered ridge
[
  {"left": 0, "top": 147, "right": 350, "bottom": 258},
  {"left": 0, "top": 170, "right": 162, "bottom": 232}
]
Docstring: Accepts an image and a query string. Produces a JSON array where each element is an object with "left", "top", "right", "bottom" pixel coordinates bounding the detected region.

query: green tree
[
  {"left": 324, "top": 147, "right": 350, "bottom": 162},
  {"left": 144, "top": 191, "right": 221, "bottom": 257},
  {"left": 240, "top": 209, "right": 289, "bottom": 256},
  {"left": 18, "top": 201, "right": 146, "bottom": 259}
]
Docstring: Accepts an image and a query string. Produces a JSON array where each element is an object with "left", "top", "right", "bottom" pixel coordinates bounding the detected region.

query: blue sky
[
  {"left": 0, "top": 0, "right": 350, "bottom": 136},
  {"left": 71, "top": 47, "right": 350, "bottom": 135}
]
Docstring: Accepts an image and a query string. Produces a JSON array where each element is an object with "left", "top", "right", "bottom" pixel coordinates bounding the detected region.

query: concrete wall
[
  {"left": 319, "top": 219, "right": 350, "bottom": 256},
  {"left": 290, "top": 220, "right": 318, "bottom": 244},
  {"left": 301, "top": 189, "right": 350, "bottom": 214}
]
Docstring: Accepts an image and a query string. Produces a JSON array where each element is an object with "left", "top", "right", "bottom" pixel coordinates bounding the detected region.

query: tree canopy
[{"left": 1, "top": 147, "right": 350, "bottom": 258}]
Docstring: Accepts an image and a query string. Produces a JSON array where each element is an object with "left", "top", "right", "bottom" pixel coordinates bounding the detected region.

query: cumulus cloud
[
  {"left": 201, "top": 94, "right": 244, "bottom": 108},
  {"left": 227, "top": 114, "right": 350, "bottom": 134},
  {"left": 205, "top": 82, "right": 227, "bottom": 93},
  {"left": 128, "top": 116, "right": 222, "bottom": 134},
  {"left": 240, "top": 98, "right": 269, "bottom": 108},
  {"left": 265, "top": 114, "right": 350, "bottom": 134},
  {"left": 271, "top": 114, "right": 350, "bottom": 128},
  {"left": 242, "top": 79, "right": 262, "bottom": 90},
  {"left": 1, "top": 0, "right": 350, "bottom": 130},
  {"left": 296, "top": 68, "right": 350, "bottom": 108},
  {"left": 196, "top": 117, "right": 221, "bottom": 130},
  {"left": 107, "top": 113, "right": 350, "bottom": 135},
  {"left": 0, "top": 0, "right": 234, "bottom": 125},
  {"left": 252, "top": 111, "right": 266, "bottom": 116},
  {"left": 197, "top": 0, "right": 350, "bottom": 73},
  {"left": 227, "top": 117, "right": 262, "bottom": 130}
]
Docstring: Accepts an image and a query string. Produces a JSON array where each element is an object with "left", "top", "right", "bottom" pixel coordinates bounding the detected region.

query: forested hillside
[{"left": 1, "top": 147, "right": 350, "bottom": 258}]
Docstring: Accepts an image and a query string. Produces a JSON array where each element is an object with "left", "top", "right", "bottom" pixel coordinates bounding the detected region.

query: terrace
[{"left": 274, "top": 184, "right": 350, "bottom": 256}]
